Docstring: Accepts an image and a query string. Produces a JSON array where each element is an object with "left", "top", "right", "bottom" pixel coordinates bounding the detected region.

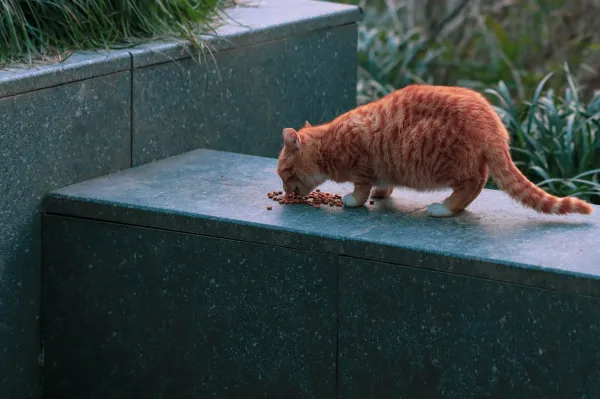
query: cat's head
[{"left": 277, "top": 121, "right": 324, "bottom": 196}]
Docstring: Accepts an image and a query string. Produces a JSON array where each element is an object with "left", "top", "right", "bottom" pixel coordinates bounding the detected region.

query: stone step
[{"left": 42, "top": 148, "right": 600, "bottom": 398}]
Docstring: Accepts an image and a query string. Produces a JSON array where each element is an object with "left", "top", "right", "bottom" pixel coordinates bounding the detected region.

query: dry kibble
[
  {"left": 266, "top": 189, "right": 343, "bottom": 209},
  {"left": 266, "top": 206, "right": 272, "bottom": 210}
]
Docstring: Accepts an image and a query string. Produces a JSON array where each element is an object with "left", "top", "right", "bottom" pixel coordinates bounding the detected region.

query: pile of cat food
[{"left": 266, "top": 189, "right": 343, "bottom": 209}]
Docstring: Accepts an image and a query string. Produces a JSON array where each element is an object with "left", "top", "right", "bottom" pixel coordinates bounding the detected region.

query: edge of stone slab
[
  {"left": 41, "top": 191, "right": 600, "bottom": 299},
  {"left": 0, "top": 50, "right": 131, "bottom": 99},
  {"left": 40, "top": 148, "right": 600, "bottom": 298},
  {"left": 0, "top": 0, "right": 361, "bottom": 97},
  {"left": 127, "top": 0, "right": 362, "bottom": 68}
]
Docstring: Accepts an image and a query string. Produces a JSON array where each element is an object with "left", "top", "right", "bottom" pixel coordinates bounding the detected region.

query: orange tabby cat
[{"left": 277, "top": 84, "right": 593, "bottom": 217}]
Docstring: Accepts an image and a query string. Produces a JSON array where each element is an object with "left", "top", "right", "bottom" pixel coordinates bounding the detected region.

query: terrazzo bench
[{"left": 41, "top": 148, "right": 600, "bottom": 398}]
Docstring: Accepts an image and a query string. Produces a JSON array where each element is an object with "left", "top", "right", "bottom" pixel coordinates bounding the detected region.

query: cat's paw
[
  {"left": 427, "top": 203, "right": 454, "bottom": 218},
  {"left": 343, "top": 193, "right": 364, "bottom": 207}
]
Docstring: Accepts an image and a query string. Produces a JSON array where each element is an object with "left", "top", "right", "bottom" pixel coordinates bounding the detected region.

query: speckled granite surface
[
  {"left": 0, "top": 51, "right": 131, "bottom": 99},
  {"left": 0, "top": 73, "right": 131, "bottom": 398},
  {"left": 128, "top": 0, "right": 362, "bottom": 67},
  {"left": 42, "top": 215, "right": 338, "bottom": 398},
  {"left": 339, "top": 258, "right": 600, "bottom": 398},
  {"left": 131, "top": 24, "right": 358, "bottom": 165},
  {"left": 44, "top": 148, "right": 600, "bottom": 297},
  {"left": 42, "top": 148, "right": 600, "bottom": 397}
]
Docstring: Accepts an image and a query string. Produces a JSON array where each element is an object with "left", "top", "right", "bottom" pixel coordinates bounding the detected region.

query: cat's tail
[{"left": 486, "top": 145, "right": 593, "bottom": 215}]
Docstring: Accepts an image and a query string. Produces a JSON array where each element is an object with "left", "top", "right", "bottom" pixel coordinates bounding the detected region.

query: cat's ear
[
  {"left": 304, "top": 121, "right": 312, "bottom": 128},
  {"left": 282, "top": 128, "right": 300, "bottom": 150}
]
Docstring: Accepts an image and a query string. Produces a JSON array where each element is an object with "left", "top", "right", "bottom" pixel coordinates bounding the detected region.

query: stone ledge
[
  {"left": 0, "top": 50, "right": 131, "bottom": 98},
  {"left": 43, "top": 148, "right": 600, "bottom": 297},
  {"left": 0, "top": 0, "right": 361, "bottom": 97},
  {"left": 42, "top": 147, "right": 600, "bottom": 397},
  {"left": 129, "top": 0, "right": 362, "bottom": 68}
]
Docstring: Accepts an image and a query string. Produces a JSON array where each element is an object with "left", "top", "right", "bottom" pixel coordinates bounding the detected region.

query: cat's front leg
[{"left": 343, "top": 183, "right": 372, "bottom": 207}]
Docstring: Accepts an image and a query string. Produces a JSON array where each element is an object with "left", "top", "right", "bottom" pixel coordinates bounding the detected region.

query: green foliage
[
  {"left": 347, "top": 0, "right": 600, "bottom": 104},
  {"left": 356, "top": 19, "right": 441, "bottom": 104},
  {"left": 355, "top": 3, "right": 440, "bottom": 104},
  {"left": 486, "top": 65, "right": 600, "bottom": 204},
  {"left": 0, "top": 0, "right": 231, "bottom": 65}
]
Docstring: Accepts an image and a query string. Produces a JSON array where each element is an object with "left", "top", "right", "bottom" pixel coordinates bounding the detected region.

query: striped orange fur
[{"left": 277, "top": 84, "right": 594, "bottom": 217}]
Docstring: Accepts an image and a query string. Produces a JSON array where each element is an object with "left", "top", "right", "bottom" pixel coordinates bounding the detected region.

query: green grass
[{"left": 0, "top": 0, "right": 233, "bottom": 66}]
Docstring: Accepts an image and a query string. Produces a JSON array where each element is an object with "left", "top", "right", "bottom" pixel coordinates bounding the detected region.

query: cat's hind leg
[
  {"left": 343, "top": 183, "right": 372, "bottom": 207},
  {"left": 459, "top": 164, "right": 488, "bottom": 209},
  {"left": 370, "top": 187, "right": 394, "bottom": 199},
  {"left": 427, "top": 177, "right": 484, "bottom": 217}
]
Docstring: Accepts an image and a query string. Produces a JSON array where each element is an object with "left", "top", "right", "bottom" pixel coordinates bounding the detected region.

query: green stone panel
[
  {"left": 0, "top": 72, "right": 131, "bottom": 398},
  {"left": 42, "top": 215, "right": 337, "bottom": 399},
  {"left": 131, "top": 24, "right": 357, "bottom": 165},
  {"left": 339, "top": 258, "right": 600, "bottom": 398}
]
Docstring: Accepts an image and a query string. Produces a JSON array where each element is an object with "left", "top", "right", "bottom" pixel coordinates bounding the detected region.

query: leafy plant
[
  {"left": 356, "top": 5, "right": 443, "bottom": 104},
  {"left": 0, "top": 0, "right": 233, "bottom": 66},
  {"left": 339, "top": 0, "right": 600, "bottom": 103},
  {"left": 486, "top": 64, "right": 600, "bottom": 204}
]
